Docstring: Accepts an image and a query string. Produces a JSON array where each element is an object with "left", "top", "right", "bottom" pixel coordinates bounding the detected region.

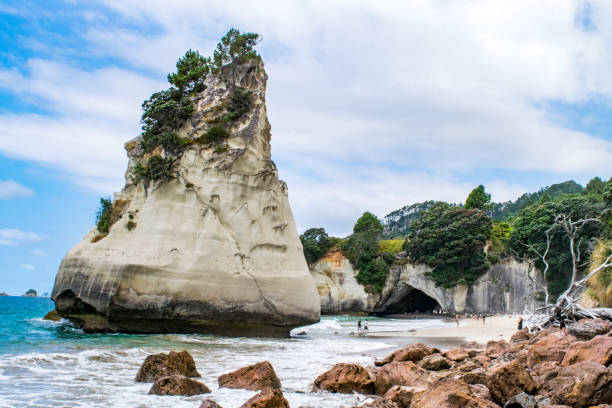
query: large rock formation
[
  {"left": 51, "top": 61, "right": 320, "bottom": 336},
  {"left": 309, "top": 251, "right": 543, "bottom": 314}
]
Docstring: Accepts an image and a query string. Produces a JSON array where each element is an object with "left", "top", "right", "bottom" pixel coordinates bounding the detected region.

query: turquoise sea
[{"left": 0, "top": 296, "right": 451, "bottom": 408}]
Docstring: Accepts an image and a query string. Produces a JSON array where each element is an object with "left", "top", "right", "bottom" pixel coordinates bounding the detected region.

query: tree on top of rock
[
  {"left": 465, "top": 185, "right": 492, "bottom": 210},
  {"left": 213, "top": 28, "right": 261, "bottom": 85},
  {"left": 167, "top": 49, "right": 212, "bottom": 95}
]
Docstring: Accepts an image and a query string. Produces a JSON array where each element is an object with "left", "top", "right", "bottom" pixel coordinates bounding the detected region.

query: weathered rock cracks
[
  {"left": 317, "top": 319, "right": 612, "bottom": 408},
  {"left": 51, "top": 60, "right": 320, "bottom": 337}
]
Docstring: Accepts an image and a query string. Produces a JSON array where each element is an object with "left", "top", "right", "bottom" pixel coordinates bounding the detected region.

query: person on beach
[
  {"left": 455, "top": 315, "right": 459, "bottom": 326},
  {"left": 357, "top": 319, "right": 362, "bottom": 333},
  {"left": 364, "top": 319, "right": 369, "bottom": 332},
  {"left": 482, "top": 314, "right": 486, "bottom": 325},
  {"left": 559, "top": 315, "right": 567, "bottom": 336},
  {"left": 517, "top": 316, "right": 523, "bottom": 330}
]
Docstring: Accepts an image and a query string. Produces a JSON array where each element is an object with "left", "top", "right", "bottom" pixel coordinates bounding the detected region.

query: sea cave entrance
[{"left": 380, "top": 287, "right": 441, "bottom": 315}]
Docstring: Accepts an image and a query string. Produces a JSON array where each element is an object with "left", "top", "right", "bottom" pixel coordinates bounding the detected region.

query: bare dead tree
[{"left": 519, "top": 214, "right": 612, "bottom": 327}]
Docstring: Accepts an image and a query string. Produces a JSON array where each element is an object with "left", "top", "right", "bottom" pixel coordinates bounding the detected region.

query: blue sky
[{"left": 1, "top": 1, "right": 611, "bottom": 295}]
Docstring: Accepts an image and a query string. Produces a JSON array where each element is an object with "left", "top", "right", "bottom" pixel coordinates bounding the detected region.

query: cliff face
[
  {"left": 310, "top": 250, "right": 378, "bottom": 313},
  {"left": 51, "top": 62, "right": 320, "bottom": 336},
  {"left": 309, "top": 251, "right": 543, "bottom": 314}
]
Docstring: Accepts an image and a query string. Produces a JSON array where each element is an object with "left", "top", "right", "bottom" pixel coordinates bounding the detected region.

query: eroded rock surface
[
  {"left": 218, "top": 361, "right": 281, "bottom": 391},
  {"left": 148, "top": 375, "right": 211, "bottom": 396},
  {"left": 312, "top": 363, "right": 375, "bottom": 395},
  {"left": 135, "top": 350, "right": 200, "bottom": 382},
  {"left": 51, "top": 61, "right": 320, "bottom": 336}
]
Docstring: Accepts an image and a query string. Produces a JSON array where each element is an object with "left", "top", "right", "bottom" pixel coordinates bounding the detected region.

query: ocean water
[{"left": 0, "top": 296, "right": 452, "bottom": 408}]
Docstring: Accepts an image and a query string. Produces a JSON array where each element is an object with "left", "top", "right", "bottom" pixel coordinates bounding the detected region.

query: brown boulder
[
  {"left": 510, "top": 329, "right": 530, "bottom": 343},
  {"left": 312, "top": 363, "right": 375, "bottom": 394},
  {"left": 419, "top": 354, "right": 451, "bottom": 371},
  {"left": 375, "top": 343, "right": 440, "bottom": 366},
  {"left": 567, "top": 318, "right": 611, "bottom": 341},
  {"left": 486, "top": 360, "right": 536, "bottom": 405},
  {"left": 383, "top": 385, "right": 426, "bottom": 408},
  {"left": 218, "top": 361, "right": 281, "bottom": 391},
  {"left": 135, "top": 350, "right": 200, "bottom": 382},
  {"left": 485, "top": 340, "right": 511, "bottom": 358},
  {"left": 148, "top": 375, "right": 211, "bottom": 396},
  {"left": 43, "top": 310, "right": 61, "bottom": 321},
  {"left": 374, "top": 361, "right": 433, "bottom": 395},
  {"left": 474, "top": 355, "right": 491, "bottom": 369},
  {"left": 539, "top": 361, "right": 612, "bottom": 408},
  {"left": 239, "top": 386, "right": 290, "bottom": 408},
  {"left": 411, "top": 378, "right": 498, "bottom": 408},
  {"left": 199, "top": 401, "right": 223, "bottom": 408},
  {"left": 526, "top": 332, "right": 576, "bottom": 368},
  {"left": 561, "top": 335, "right": 612, "bottom": 367},
  {"left": 445, "top": 348, "right": 470, "bottom": 362}
]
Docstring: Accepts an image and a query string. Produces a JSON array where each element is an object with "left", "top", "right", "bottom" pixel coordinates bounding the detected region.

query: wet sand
[{"left": 363, "top": 314, "right": 520, "bottom": 346}]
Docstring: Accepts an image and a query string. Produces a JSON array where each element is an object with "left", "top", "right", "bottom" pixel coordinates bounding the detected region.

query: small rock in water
[
  {"left": 218, "top": 361, "right": 281, "bottom": 391},
  {"left": 296, "top": 331, "right": 307, "bottom": 335},
  {"left": 43, "top": 310, "right": 61, "bottom": 322},
  {"left": 135, "top": 350, "right": 200, "bottom": 382},
  {"left": 239, "top": 386, "right": 289, "bottom": 408},
  {"left": 148, "top": 375, "right": 211, "bottom": 396},
  {"left": 200, "top": 400, "right": 224, "bottom": 408}
]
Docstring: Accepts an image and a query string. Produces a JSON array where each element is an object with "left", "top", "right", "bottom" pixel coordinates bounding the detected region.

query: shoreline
[{"left": 362, "top": 314, "right": 520, "bottom": 346}]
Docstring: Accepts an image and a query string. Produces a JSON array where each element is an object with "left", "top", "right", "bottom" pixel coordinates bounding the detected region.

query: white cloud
[
  {"left": 0, "top": 180, "right": 34, "bottom": 199},
  {"left": 0, "top": 229, "right": 44, "bottom": 246},
  {"left": 30, "top": 249, "right": 48, "bottom": 256},
  {"left": 19, "top": 264, "right": 35, "bottom": 271},
  {"left": 2, "top": 0, "right": 612, "bottom": 232}
]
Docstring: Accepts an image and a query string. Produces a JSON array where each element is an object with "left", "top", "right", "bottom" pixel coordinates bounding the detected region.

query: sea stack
[{"left": 51, "top": 58, "right": 321, "bottom": 336}]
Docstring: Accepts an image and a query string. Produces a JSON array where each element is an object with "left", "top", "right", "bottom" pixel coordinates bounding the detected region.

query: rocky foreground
[
  {"left": 132, "top": 318, "right": 611, "bottom": 407},
  {"left": 314, "top": 318, "right": 612, "bottom": 408}
]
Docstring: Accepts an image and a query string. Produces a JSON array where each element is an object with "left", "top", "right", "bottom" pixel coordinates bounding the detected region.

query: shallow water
[{"left": 0, "top": 297, "right": 453, "bottom": 408}]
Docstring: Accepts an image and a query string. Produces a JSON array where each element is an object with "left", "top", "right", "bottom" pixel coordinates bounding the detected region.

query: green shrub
[
  {"left": 130, "top": 156, "right": 175, "bottom": 183},
  {"left": 223, "top": 88, "right": 252, "bottom": 123},
  {"left": 214, "top": 144, "right": 228, "bottom": 153},
  {"left": 126, "top": 221, "right": 137, "bottom": 231},
  {"left": 140, "top": 88, "right": 194, "bottom": 154},
  {"left": 95, "top": 197, "right": 113, "bottom": 234}
]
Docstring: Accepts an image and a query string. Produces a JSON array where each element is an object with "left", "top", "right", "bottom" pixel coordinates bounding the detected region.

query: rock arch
[{"left": 374, "top": 264, "right": 452, "bottom": 314}]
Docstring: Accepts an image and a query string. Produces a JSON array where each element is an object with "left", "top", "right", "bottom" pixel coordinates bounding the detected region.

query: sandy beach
[{"left": 365, "top": 314, "right": 521, "bottom": 345}]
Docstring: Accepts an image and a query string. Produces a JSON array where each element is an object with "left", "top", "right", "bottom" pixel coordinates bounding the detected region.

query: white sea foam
[{"left": 0, "top": 317, "right": 447, "bottom": 407}]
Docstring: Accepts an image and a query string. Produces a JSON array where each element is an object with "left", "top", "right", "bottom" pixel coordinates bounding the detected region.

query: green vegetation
[
  {"left": 465, "top": 185, "right": 492, "bottom": 210},
  {"left": 132, "top": 28, "right": 260, "bottom": 183},
  {"left": 300, "top": 228, "right": 336, "bottom": 264},
  {"left": 403, "top": 202, "right": 492, "bottom": 287},
  {"left": 95, "top": 197, "right": 113, "bottom": 234},
  {"left": 342, "top": 212, "right": 390, "bottom": 293},
  {"left": 131, "top": 156, "right": 175, "bottom": 184},
  {"left": 213, "top": 28, "right": 260, "bottom": 74},
  {"left": 140, "top": 88, "right": 194, "bottom": 154},
  {"left": 167, "top": 49, "right": 212, "bottom": 95},
  {"left": 378, "top": 239, "right": 404, "bottom": 254},
  {"left": 126, "top": 221, "right": 137, "bottom": 231},
  {"left": 510, "top": 193, "right": 605, "bottom": 296}
]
